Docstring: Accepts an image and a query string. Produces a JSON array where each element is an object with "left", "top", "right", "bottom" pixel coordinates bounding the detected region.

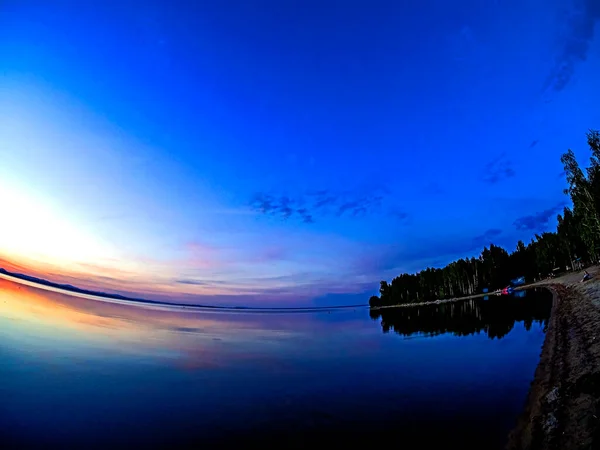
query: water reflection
[
  {"left": 370, "top": 290, "right": 551, "bottom": 340},
  {"left": 0, "top": 278, "right": 369, "bottom": 371},
  {"left": 0, "top": 280, "right": 552, "bottom": 449}
]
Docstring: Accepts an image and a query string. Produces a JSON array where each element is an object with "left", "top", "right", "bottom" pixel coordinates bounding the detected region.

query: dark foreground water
[{"left": 0, "top": 279, "right": 551, "bottom": 449}]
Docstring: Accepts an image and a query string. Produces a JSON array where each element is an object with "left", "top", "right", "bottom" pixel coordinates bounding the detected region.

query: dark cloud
[
  {"left": 482, "top": 153, "right": 516, "bottom": 184},
  {"left": 513, "top": 203, "right": 565, "bottom": 231},
  {"left": 529, "top": 140, "right": 539, "bottom": 149},
  {"left": 295, "top": 208, "right": 314, "bottom": 223},
  {"left": 250, "top": 188, "right": 393, "bottom": 223},
  {"left": 390, "top": 210, "right": 409, "bottom": 220},
  {"left": 174, "top": 279, "right": 229, "bottom": 286},
  {"left": 472, "top": 228, "right": 503, "bottom": 248},
  {"left": 173, "top": 327, "right": 204, "bottom": 333},
  {"left": 174, "top": 279, "right": 211, "bottom": 285},
  {"left": 543, "top": 0, "right": 600, "bottom": 93},
  {"left": 276, "top": 196, "right": 294, "bottom": 219},
  {"left": 337, "top": 195, "right": 384, "bottom": 217},
  {"left": 337, "top": 199, "right": 365, "bottom": 217},
  {"left": 309, "top": 191, "right": 339, "bottom": 210},
  {"left": 250, "top": 193, "right": 297, "bottom": 221},
  {"left": 388, "top": 209, "right": 410, "bottom": 224},
  {"left": 250, "top": 194, "right": 275, "bottom": 215}
]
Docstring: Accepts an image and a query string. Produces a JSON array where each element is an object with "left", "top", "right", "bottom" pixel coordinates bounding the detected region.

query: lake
[{"left": 0, "top": 278, "right": 551, "bottom": 449}]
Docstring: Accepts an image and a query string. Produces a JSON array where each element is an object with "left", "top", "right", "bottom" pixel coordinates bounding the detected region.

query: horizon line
[{"left": 0, "top": 269, "right": 369, "bottom": 313}]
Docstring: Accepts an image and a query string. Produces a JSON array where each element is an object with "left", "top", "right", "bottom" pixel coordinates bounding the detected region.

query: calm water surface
[{"left": 0, "top": 279, "right": 551, "bottom": 449}]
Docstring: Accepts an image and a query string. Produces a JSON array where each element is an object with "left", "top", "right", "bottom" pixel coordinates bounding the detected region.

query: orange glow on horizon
[
  {"left": 0, "top": 277, "right": 301, "bottom": 370},
  {"left": 0, "top": 252, "right": 321, "bottom": 303}
]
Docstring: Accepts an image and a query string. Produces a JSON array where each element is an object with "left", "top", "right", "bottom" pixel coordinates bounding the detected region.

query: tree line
[{"left": 370, "top": 130, "right": 600, "bottom": 308}]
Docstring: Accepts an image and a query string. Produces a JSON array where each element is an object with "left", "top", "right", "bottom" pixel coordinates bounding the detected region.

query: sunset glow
[
  {"left": 0, "top": 181, "right": 117, "bottom": 266},
  {"left": 1, "top": 0, "right": 599, "bottom": 306}
]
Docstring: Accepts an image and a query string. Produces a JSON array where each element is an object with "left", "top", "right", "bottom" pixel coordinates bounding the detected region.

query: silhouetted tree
[{"left": 370, "top": 130, "right": 599, "bottom": 307}]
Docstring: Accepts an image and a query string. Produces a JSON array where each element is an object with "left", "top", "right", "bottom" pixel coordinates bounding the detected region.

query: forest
[{"left": 370, "top": 130, "right": 600, "bottom": 308}]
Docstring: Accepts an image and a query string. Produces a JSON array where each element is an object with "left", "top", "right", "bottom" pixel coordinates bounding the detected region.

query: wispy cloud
[
  {"left": 185, "top": 241, "right": 232, "bottom": 270},
  {"left": 388, "top": 209, "right": 410, "bottom": 223},
  {"left": 249, "top": 187, "right": 392, "bottom": 223},
  {"left": 250, "top": 194, "right": 313, "bottom": 223},
  {"left": 543, "top": 0, "right": 600, "bottom": 93},
  {"left": 482, "top": 153, "right": 516, "bottom": 184},
  {"left": 513, "top": 203, "right": 565, "bottom": 231},
  {"left": 174, "top": 279, "right": 212, "bottom": 286},
  {"left": 181, "top": 240, "right": 292, "bottom": 277},
  {"left": 250, "top": 246, "right": 288, "bottom": 263},
  {"left": 471, "top": 228, "right": 502, "bottom": 248},
  {"left": 385, "top": 208, "right": 411, "bottom": 226}
]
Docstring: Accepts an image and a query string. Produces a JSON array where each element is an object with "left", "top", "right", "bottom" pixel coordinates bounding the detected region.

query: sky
[{"left": 1, "top": 0, "right": 600, "bottom": 306}]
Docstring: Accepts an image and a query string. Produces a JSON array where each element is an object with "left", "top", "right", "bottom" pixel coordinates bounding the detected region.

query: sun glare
[{"left": 0, "top": 182, "right": 115, "bottom": 266}]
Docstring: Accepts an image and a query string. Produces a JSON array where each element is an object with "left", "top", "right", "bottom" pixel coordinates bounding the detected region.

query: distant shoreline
[
  {"left": 369, "top": 289, "right": 514, "bottom": 310},
  {"left": 0, "top": 269, "right": 368, "bottom": 313},
  {"left": 369, "top": 293, "right": 484, "bottom": 310}
]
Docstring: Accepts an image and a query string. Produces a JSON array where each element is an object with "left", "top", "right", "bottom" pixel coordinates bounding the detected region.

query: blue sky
[{"left": 1, "top": 0, "right": 599, "bottom": 306}]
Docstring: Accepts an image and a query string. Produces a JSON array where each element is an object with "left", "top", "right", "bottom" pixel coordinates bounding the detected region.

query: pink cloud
[
  {"left": 250, "top": 246, "right": 288, "bottom": 264},
  {"left": 183, "top": 240, "right": 235, "bottom": 270}
]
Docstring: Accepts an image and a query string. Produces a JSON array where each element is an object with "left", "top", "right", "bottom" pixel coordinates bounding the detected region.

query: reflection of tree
[{"left": 370, "top": 290, "right": 551, "bottom": 340}]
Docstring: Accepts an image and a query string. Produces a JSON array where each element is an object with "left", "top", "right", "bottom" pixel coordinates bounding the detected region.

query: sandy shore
[{"left": 506, "top": 266, "right": 600, "bottom": 450}]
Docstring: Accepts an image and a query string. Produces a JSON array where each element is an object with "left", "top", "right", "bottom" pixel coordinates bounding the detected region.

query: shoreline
[
  {"left": 370, "top": 283, "right": 543, "bottom": 311},
  {"left": 506, "top": 268, "right": 600, "bottom": 449},
  {"left": 369, "top": 291, "right": 493, "bottom": 310}
]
